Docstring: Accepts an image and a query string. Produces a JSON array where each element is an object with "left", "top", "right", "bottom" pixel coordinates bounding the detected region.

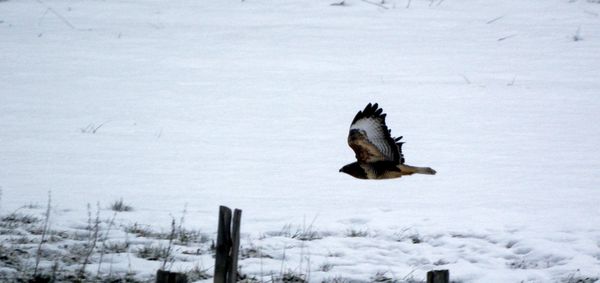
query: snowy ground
[{"left": 1, "top": 0, "right": 600, "bottom": 282}]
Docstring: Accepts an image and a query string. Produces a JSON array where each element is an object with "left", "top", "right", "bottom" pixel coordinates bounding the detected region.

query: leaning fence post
[{"left": 427, "top": 269, "right": 449, "bottom": 283}]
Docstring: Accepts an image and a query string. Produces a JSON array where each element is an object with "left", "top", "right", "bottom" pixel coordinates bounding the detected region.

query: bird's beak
[{"left": 339, "top": 168, "right": 343, "bottom": 173}]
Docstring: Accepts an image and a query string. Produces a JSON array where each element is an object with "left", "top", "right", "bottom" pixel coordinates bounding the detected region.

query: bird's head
[{"left": 339, "top": 163, "right": 367, "bottom": 179}]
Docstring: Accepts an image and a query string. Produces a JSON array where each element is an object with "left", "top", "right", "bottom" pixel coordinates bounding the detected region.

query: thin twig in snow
[
  {"left": 279, "top": 245, "right": 287, "bottom": 277},
  {"left": 91, "top": 122, "right": 106, "bottom": 134},
  {"left": 80, "top": 121, "right": 108, "bottom": 134},
  {"left": 161, "top": 218, "right": 176, "bottom": 270},
  {"left": 126, "top": 231, "right": 132, "bottom": 275},
  {"left": 460, "top": 74, "right": 471, "bottom": 84},
  {"left": 79, "top": 203, "right": 101, "bottom": 278},
  {"left": 498, "top": 34, "right": 517, "bottom": 41},
  {"left": 36, "top": 0, "right": 76, "bottom": 29},
  {"left": 401, "top": 267, "right": 418, "bottom": 280},
  {"left": 177, "top": 203, "right": 188, "bottom": 242},
  {"left": 96, "top": 211, "right": 118, "bottom": 277},
  {"left": 487, "top": 15, "right": 505, "bottom": 24},
  {"left": 86, "top": 203, "right": 92, "bottom": 239},
  {"left": 33, "top": 191, "right": 52, "bottom": 277}
]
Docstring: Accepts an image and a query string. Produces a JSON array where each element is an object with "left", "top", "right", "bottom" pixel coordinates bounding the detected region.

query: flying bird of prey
[{"left": 339, "top": 103, "right": 436, "bottom": 179}]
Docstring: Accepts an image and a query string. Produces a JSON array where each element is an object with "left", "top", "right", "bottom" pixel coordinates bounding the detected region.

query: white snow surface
[{"left": 1, "top": 0, "right": 600, "bottom": 282}]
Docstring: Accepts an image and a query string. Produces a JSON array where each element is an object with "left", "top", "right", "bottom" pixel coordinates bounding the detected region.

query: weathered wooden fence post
[
  {"left": 214, "top": 206, "right": 242, "bottom": 283},
  {"left": 427, "top": 269, "right": 449, "bottom": 283}
]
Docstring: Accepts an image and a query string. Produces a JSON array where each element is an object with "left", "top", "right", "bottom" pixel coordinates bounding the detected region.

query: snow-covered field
[{"left": 1, "top": 0, "right": 600, "bottom": 282}]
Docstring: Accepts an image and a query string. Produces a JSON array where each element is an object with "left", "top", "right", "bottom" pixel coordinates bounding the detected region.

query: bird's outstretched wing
[{"left": 348, "top": 103, "right": 405, "bottom": 164}]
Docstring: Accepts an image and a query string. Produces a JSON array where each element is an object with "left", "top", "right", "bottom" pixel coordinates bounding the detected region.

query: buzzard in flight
[{"left": 339, "top": 103, "right": 436, "bottom": 179}]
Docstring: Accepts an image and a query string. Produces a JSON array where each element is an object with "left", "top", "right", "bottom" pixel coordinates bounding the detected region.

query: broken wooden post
[
  {"left": 156, "top": 269, "right": 188, "bottom": 283},
  {"left": 427, "top": 269, "right": 449, "bottom": 283},
  {"left": 214, "top": 206, "right": 242, "bottom": 283}
]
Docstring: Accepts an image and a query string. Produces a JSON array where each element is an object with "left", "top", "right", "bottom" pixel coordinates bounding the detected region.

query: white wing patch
[{"left": 350, "top": 116, "right": 397, "bottom": 161}]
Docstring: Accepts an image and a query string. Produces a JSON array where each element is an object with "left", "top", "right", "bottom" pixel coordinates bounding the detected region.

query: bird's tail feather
[{"left": 398, "top": 164, "right": 437, "bottom": 175}]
